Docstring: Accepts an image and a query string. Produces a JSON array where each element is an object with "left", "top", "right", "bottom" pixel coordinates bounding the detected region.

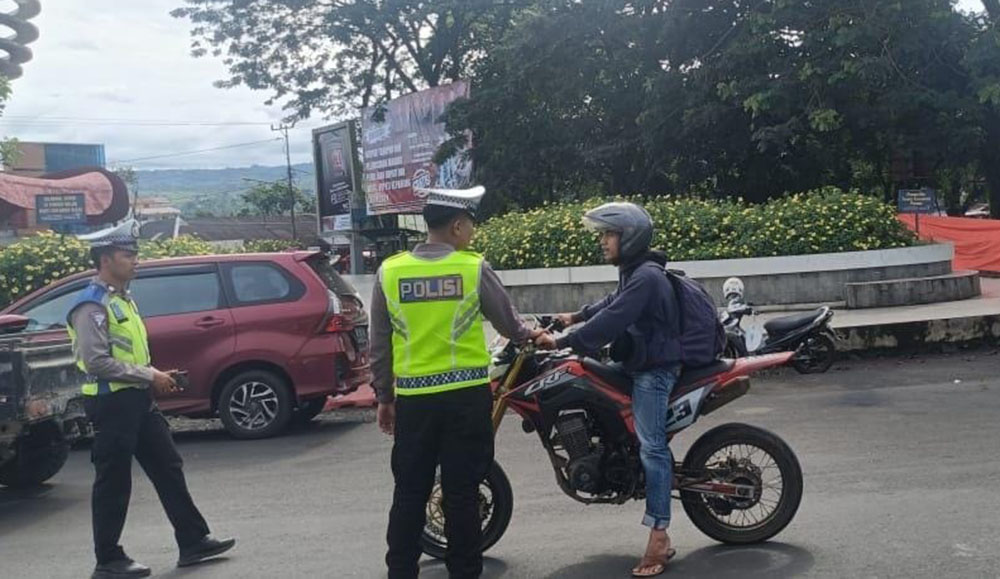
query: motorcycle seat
[
  {"left": 764, "top": 308, "right": 826, "bottom": 336},
  {"left": 580, "top": 358, "right": 736, "bottom": 397},
  {"left": 677, "top": 359, "right": 735, "bottom": 389}
]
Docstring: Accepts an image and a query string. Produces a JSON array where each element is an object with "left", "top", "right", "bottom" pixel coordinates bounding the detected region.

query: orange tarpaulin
[{"left": 898, "top": 214, "right": 1000, "bottom": 273}]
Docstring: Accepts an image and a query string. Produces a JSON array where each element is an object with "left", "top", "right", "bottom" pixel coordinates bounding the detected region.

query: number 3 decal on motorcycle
[{"left": 666, "top": 387, "right": 709, "bottom": 433}]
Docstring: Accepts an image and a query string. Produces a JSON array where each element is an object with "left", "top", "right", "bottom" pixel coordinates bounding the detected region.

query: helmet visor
[{"left": 582, "top": 214, "right": 621, "bottom": 233}]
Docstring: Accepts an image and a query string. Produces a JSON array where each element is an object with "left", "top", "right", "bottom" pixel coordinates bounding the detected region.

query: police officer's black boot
[
  {"left": 91, "top": 557, "right": 151, "bottom": 578},
  {"left": 177, "top": 535, "right": 237, "bottom": 567}
]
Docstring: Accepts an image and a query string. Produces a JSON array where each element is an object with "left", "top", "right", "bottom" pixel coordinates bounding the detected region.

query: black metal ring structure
[{"left": 0, "top": 0, "right": 40, "bottom": 79}]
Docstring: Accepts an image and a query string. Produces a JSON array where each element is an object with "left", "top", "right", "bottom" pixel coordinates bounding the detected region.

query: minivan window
[
  {"left": 17, "top": 287, "right": 84, "bottom": 332},
  {"left": 130, "top": 273, "right": 223, "bottom": 317},
  {"left": 306, "top": 255, "right": 357, "bottom": 296},
  {"left": 229, "top": 264, "right": 294, "bottom": 304}
]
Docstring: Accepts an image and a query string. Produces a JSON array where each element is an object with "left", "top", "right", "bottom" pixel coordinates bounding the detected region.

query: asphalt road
[{"left": 3, "top": 350, "right": 1000, "bottom": 578}]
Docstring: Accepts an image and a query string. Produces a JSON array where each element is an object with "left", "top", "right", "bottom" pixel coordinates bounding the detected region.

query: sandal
[{"left": 631, "top": 547, "right": 676, "bottom": 577}]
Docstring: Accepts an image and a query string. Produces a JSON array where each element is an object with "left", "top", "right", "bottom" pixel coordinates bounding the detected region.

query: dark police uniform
[
  {"left": 68, "top": 220, "right": 233, "bottom": 578},
  {"left": 370, "top": 187, "right": 533, "bottom": 579}
]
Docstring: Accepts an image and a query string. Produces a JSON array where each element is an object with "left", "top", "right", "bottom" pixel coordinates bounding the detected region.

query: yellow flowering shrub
[
  {"left": 0, "top": 231, "right": 91, "bottom": 305},
  {"left": 139, "top": 235, "right": 214, "bottom": 259},
  {"left": 472, "top": 188, "right": 916, "bottom": 269},
  {"left": 243, "top": 239, "right": 302, "bottom": 253}
]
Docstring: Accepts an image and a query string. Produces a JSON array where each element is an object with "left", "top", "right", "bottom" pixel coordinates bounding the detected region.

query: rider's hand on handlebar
[
  {"left": 555, "top": 313, "right": 576, "bottom": 330},
  {"left": 534, "top": 332, "right": 559, "bottom": 350}
]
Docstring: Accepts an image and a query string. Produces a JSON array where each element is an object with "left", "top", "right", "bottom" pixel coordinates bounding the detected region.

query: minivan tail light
[
  {"left": 323, "top": 314, "right": 354, "bottom": 333},
  {"left": 318, "top": 290, "right": 356, "bottom": 333}
]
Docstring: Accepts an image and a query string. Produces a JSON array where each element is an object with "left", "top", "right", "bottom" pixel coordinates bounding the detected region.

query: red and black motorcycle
[{"left": 420, "top": 317, "right": 803, "bottom": 558}]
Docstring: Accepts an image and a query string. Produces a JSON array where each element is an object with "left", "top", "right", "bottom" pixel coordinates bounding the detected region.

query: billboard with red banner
[{"left": 361, "top": 81, "right": 472, "bottom": 215}]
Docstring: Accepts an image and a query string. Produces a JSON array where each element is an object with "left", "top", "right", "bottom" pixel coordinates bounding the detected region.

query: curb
[{"left": 836, "top": 314, "right": 1000, "bottom": 351}]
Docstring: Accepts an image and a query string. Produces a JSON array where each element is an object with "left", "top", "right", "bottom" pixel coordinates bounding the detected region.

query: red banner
[{"left": 898, "top": 214, "right": 1000, "bottom": 273}]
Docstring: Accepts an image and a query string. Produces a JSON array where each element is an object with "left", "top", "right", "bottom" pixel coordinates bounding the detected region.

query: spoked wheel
[
  {"left": 218, "top": 370, "right": 293, "bottom": 439},
  {"left": 420, "top": 460, "right": 513, "bottom": 560},
  {"left": 792, "top": 332, "right": 836, "bottom": 374},
  {"left": 681, "top": 423, "right": 803, "bottom": 544}
]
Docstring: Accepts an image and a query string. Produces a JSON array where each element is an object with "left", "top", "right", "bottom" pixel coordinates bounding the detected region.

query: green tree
[
  {"left": 175, "top": 0, "right": 1000, "bottom": 216},
  {"left": 441, "top": 0, "right": 983, "bottom": 208},
  {"left": 438, "top": 0, "right": 668, "bottom": 214},
  {"left": 966, "top": 0, "right": 1000, "bottom": 216},
  {"left": 0, "top": 76, "right": 20, "bottom": 168},
  {"left": 240, "top": 181, "right": 312, "bottom": 217},
  {"left": 172, "top": 0, "right": 535, "bottom": 120}
]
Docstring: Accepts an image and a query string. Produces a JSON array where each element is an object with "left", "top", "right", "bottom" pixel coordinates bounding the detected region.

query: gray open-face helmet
[{"left": 582, "top": 202, "right": 653, "bottom": 261}]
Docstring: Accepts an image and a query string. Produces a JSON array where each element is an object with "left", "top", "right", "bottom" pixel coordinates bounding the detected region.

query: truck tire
[{"left": 0, "top": 440, "right": 70, "bottom": 488}]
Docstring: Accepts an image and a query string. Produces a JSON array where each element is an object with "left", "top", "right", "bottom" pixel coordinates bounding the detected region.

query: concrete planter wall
[{"left": 345, "top": 243, "right": 954, "bottom": 312}]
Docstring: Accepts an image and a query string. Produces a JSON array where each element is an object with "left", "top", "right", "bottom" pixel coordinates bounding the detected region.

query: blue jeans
[{"left": 631, "top": 365, "right": 680, "bottom": 530}]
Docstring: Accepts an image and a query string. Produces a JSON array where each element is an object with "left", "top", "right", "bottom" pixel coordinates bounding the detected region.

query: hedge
[
  {"left": 471, "top": 188, "right": 916, "bottom": 270},
  {"left": 243, "top": 238, "right": 303, "bottom": 253},
  {"left": 0, "top": 188, "right": 916, "bottom": 305}
]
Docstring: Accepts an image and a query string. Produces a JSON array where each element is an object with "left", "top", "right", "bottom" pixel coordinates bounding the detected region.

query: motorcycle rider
[{"left": 535, "top": 202, "right": 680, "bottom": 578}]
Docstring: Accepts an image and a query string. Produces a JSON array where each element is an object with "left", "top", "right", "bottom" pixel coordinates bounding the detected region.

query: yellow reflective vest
[
  {"left": 381, "top": 250, "right": 491, "bottom": 396},
  {"left": 67, "top": 283, "right": 151, "bottom": 396}
]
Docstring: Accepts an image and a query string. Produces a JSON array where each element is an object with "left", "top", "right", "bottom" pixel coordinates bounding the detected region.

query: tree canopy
[{"left": 175, "top": 0, "right": 1000, "bottom": 217}]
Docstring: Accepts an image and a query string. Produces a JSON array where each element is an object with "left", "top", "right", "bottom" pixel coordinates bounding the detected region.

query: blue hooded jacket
[{"left": 556, "top": 251, "right": 682, "bottom": 371}]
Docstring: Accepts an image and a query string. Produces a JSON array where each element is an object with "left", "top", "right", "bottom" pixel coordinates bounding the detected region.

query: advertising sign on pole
[
  {"left": 897, "top": 188, "right": 940, "bottom": 236},
  {"left": 897, "top": 188, "right": 939, "bottom": 214},
  {"left": 313, "top": 122, "right": 361, "bottom": 234},
  {"left": 361, "top": 81, "right": 472, "bottom": 215}
]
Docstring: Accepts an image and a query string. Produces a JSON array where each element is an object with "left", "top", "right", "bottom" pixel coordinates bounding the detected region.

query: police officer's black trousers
[
  {"left": 386, "top": 384, "right": 494, "bottom": 579},
  {"left": 83, "top": 388, "right": 210, "bottom": 565}
]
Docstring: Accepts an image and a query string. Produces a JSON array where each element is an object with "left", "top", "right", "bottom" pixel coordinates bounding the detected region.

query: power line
[
  {"left": 0, "top": 115, "right": 277, "bottom": 127},
  {"left": 109, "top": 137, "right": 283, "bottom": 164}
]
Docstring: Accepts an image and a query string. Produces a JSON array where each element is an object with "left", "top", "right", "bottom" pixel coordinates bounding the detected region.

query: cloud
[
  {"left": 1, "top": 0, "right": 316, "bottom": 170},
  {"left": 60, "top": 39, "right": 100, "bottom": 52},
  {"left": 86, "top": 87, "right": 135, "bottom": 104}
]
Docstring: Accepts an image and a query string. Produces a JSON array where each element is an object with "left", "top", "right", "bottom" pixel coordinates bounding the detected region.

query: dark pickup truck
[{"left": 0, "top": 315, "right": 88, "bottom": 488}]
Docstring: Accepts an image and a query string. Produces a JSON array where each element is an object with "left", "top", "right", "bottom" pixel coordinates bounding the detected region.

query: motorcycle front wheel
[
  {"left": 680, "top": 423, "right": 803, "bottom": 545},
  {"left": 420, "top": 460, "right": 514, "bottom": 560},
  {"left": 791, "top": 332, "right": 836, "bottom": 374}
]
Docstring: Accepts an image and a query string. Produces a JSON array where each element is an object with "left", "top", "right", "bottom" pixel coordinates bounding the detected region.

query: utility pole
[{"left": 272, "top": 122, "right": 297, "bottom": 241}]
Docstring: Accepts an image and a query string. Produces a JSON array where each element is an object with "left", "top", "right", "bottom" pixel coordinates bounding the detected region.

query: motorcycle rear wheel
[
  {"left": 680, "top": 423, "right": 802, "bottom": 544},
  {"left": 420, "top": 460, "right": 513, "bottom": 560},
  {"left": 791, "top": 332, "right": 836, "bottom": 374}
]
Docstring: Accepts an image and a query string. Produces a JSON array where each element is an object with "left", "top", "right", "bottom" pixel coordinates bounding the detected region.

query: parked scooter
[{"left": 720, "top": 278, "right": 837, "bottom": 374}]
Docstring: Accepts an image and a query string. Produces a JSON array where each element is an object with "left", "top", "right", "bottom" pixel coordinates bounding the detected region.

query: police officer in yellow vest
[
  {"left": 371, "top": 186, "right": 540, "bottom": 579},
  {"left": 68, "top": 220, "right": 235, "bottom": 579}
]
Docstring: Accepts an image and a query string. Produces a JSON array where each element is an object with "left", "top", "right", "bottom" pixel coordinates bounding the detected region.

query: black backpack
[{"left": 664, "top": 268, "right": 726, "bottom": 367}]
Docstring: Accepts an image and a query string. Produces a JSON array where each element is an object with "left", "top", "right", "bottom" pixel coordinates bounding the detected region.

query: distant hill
[{"left": 134, "top": 163, "right": 315, "bottom": 216}]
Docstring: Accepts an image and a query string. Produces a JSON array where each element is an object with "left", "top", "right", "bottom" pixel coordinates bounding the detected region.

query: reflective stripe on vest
[
  {"left": 381, "top": 250, "right": 490, "bottom": 396},
  {"left": 67, "top": 285, "right": 152, "bottom": 396}
]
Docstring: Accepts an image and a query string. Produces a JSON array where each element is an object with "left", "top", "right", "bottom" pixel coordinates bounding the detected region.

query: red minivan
[{"left": 2, "top": 251, "right": 371, "bottom": 439}]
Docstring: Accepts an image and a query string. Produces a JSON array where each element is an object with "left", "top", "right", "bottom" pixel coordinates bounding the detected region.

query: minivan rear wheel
[{"left": 218, "top": 370, "right": 293, "bottom": 439}]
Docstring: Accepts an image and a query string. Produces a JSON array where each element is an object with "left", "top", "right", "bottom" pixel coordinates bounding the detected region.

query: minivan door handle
[{"left": 194, "top": 317, "right": 225, "bottom": 329}]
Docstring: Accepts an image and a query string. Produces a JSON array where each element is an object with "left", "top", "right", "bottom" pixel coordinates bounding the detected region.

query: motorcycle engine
[{"left": 555, "top": 413, "right": 607, "bottom": 494}]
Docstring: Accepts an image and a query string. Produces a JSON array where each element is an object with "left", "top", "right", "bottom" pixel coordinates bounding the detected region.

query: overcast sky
[{"left": 0, "top": 0, "right": 987, "bottom": 170}]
